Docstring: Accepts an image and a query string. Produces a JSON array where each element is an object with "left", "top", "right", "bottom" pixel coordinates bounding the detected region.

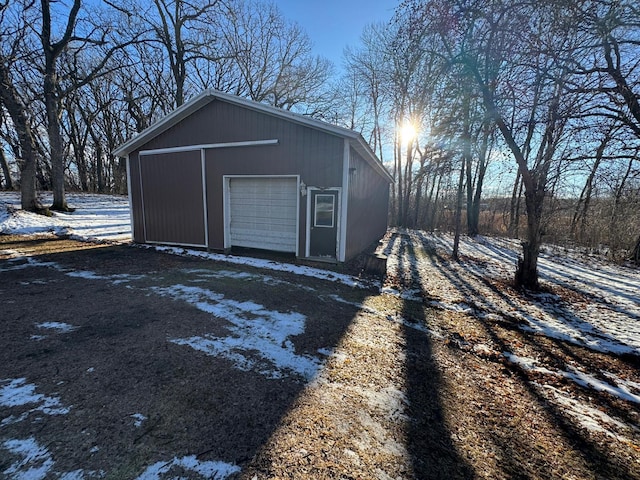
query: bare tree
[
  {"left": 343, "top": 23, "right": 392, "bottom": 160},
  {"left": 216, "top": 0, "right": 334, "bottom": 113},
  {"left": 0, "top": 1, "right": 43, "bottom": 211},
  {"left": 402, "top": 0, "right": 586, "bottom": 288},
  {"left": 565, "top": 0, "right": 640, "bottom": 262},
  {"left": 0, "top": 114, "right": 14, "bottom": 190},
  {"left": 38, "top": 0, "right": 140, "bottom": 210},
  {"left": 0, "top": 64, "right": 43, "bottom": 212},
  {"left": 141, "top": 0, "right": 222, "bottom": 108}
]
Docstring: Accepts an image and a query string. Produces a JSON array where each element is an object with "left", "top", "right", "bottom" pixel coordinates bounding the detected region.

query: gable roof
[{"left": 113, "top": 89, "right": 393, "bottom": 182}]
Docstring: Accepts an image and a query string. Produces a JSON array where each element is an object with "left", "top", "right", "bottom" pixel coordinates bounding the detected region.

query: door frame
[
  {"left": 223, "top": 174, "right": 301, "bottom": 255},
  {"left": 305, "top": 186, "right": 342, "bottom": 260}
]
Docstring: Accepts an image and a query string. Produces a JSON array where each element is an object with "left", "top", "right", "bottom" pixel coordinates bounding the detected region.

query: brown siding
[
  {"left": 127, "top": 96, "right": 389, "bottom": 260},
  {"left": 190, "top": 101, "right": 343, "bottom": 251},
  {"left": 139, "top": 151, "right": 206, "bottom": 246},
  {"left": 345, "top": 147, "right": 390, "bottom": 261},
  {"left": 138, "top": 99, "right": 344, "bottom": 188}
]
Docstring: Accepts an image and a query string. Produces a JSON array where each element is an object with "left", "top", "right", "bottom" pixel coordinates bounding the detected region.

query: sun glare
[{"left": 399, "top": 121, "right": 417, "bottom": 144}]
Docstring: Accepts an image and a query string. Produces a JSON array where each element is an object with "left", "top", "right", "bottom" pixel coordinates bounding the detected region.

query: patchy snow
[
  {"left": 2, "top": 194, "right": 637, "bottom": 360},
  {"left": 35, "top": 322, "right": 77, "bottom": 334},
  {"left": 11, "top": 256, "right": 146, "bottom": 286},
  {"left": 0, "top": 192, "right": 130, "bottom": 242},
  {"left": 0, "top": 378, "right": 70, "bottom": 416},
  {"left": 183, "top": 268, "right": 317, "bottom": 291},
  {"left": 58, "top": 470, "right": 88, "bottom": 480},
  {"left": 135, "top": 456, "right": 240, "bottom": 480},
  {"left": 2, "top": 437, "right": 55, "bottom": 480},
  {"left": 156, "top": 284, "right": 321, "bottom": 380},
  {"left": 326, "top": 293, "right": 442, "bottom": 337},
  {"left": 131, "top": 413, "right": 147, "bottom": 428},
  {"left": 3, "top": 194, "right": 640, "bottom": 475},
  {"left": 1, "top": 437, "right": 104, "bottom": 480},
  {"left": 502, "top": 353, "right": 640, "bottom": 404},
  {"left": 153, "top": 245, "right": 373, "bottom": 289},
  {"left": 538, "top": 384, "right": 639, "bottom": 441},
  {"left": 66, "top": 270, "right": 145, "bottom": 284},
  {"left": 1, "top": 386, "right": 233, "bottom": 479},
  {"left": 382, "top": 229, "right": 640, "bottom": 357}
]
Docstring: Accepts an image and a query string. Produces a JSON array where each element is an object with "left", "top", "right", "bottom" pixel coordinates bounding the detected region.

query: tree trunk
[
  {"left": 116, "top": 157, "right": 127, "bottom": 194},
  {"left": 0, "top": 147, "right": 13, "bottom": 190},
  {"left": 413, "top": 174, "right": 425, "bottom": 228},
  {"left": 428, "top": 174, "right": 443, "bottom": 230},
  {"left": 570, "top": 161, "right": 597, "bottom": 240},
  {"left": 462, "top": 96, "right": 475, "bottom": 236},
  {"left": 401, "top": 140, "right": 414, "bottom": 226},
  {"left": 468, "top": 124, "right": 490, "bottom": 236},
  {"left": 508, "top": 171, "right": 523, "bottom": 237},
  {"left": 96, "top": 143, "right": 104, "bottom": 193},
  {"left": 395, "top": 134, "right": 403, "bottom": 226},
  {"left": 516, "top": 240, "right": 540, "bottom": 289},
  {"left": 609, "top": 157, "right": 634, "bottom": 255},
  {"left": 41, "top": 0, "right": 81, "bottom": 212},
  {"left": 515, "top": 188, "right": 545, "bottom": 289},
  {"left": 631, "top": 234, "right": 640, "bottom": 264},
  {"left": 45, "top": 72, "right": 69, "bottom": 211},
  {"left": 77, "top": 154, "right": 89, "bottom": 191},
  {"left": 0, "top": 62, "right": 42, "bottom": 212},
  {"left": 452, "top": 158, "right": 466, "bottom": 261}
]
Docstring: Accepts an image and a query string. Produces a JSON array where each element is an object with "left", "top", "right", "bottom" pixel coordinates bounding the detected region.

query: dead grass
[{"left": 1, "top": 234, "right": 639, "bottom": 479}]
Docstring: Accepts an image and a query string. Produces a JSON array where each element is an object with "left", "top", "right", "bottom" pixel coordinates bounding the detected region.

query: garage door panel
[{"left": 228, "top": 177, "right": 297, "bottom": 253}]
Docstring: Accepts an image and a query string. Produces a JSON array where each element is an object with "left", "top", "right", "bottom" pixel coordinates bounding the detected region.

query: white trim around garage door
[{"left": 223, "top": 175, "right": 300, "bottom": 255}]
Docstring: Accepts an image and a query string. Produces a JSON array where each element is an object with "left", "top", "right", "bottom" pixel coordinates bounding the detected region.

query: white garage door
[{"left": 227, "top": 177, "right": 298, "bottom": 253}]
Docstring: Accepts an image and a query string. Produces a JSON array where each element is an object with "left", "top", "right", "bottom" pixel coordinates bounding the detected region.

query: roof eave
[
  {"left": 112, "top": 91, "right": 214, "bottom": 157},
  {"left": 113, "top": 90, "right": 393, "bottom": 184},
  {"left": 349, "top": 136, "right": 394, "bottom": 183}
]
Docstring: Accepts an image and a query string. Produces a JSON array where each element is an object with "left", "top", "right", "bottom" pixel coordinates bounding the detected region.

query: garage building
[{"left": 113, "top": 90, "right": 392, "bottom": 263}]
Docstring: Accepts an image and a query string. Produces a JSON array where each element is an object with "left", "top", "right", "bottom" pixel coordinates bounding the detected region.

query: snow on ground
[
  {"left": 1, "top": 372, "right": 237, "bottom": 478},
  {"left": 502, "top": 352, "right": 640, "bottom": 404},
  {"left": 0, "top": 378, "right": 70, "bottom": 419},
  {"left": 538, "top": 385, "right": 638, "bottom": 442},
  {"left": 1, "top": 194, "right": 639, "bottom": 361},
  {"left": 154, "top": 245, "right": 374, "bottom": 289},
  {"left": 0, "top": 192, "right": 131, "bottom": 242},
  {"left": 382, "top": 229, "right": 640, "bottom": 357},
  {"left": 2, "top": 436, "right": 104, "bottom": 480},
  {"left": 2, "top": 193, "right": 640, "bottom": 476},
  {"left": 155, "top": 283, "right": 322, "bottom": 380},
  {"left": 131, "top": 413, "right": 147, "bottom": 428},
  {"left": 135, "top": 456, "right": 240, "bottom": 480}
]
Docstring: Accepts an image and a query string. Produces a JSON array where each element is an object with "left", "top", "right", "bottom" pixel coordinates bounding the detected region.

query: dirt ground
[{"left": 1, "top": 234, "right": 639, "bottom": 479}]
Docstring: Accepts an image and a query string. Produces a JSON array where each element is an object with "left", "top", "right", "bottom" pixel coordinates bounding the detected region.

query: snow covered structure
[{"left": 113, "top": 90, "right": 392, "bottom": 262}]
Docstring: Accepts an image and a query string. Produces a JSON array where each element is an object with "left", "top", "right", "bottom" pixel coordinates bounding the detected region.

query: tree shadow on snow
[
  {"left": 394, "top": 236, "right": 476, "bottom": 479},
  {"left": 400, "top": 231, "right": 639, "bottom": 479}
]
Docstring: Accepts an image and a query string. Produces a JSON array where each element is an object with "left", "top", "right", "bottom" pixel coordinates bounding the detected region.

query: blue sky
[{"left": 274, "top": 0, "right": 397, "bottom": 70}]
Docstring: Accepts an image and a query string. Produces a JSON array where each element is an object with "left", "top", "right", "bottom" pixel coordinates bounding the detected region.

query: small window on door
[{"left": 314, "top": 194, "right": 335, "bottom": 228}]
